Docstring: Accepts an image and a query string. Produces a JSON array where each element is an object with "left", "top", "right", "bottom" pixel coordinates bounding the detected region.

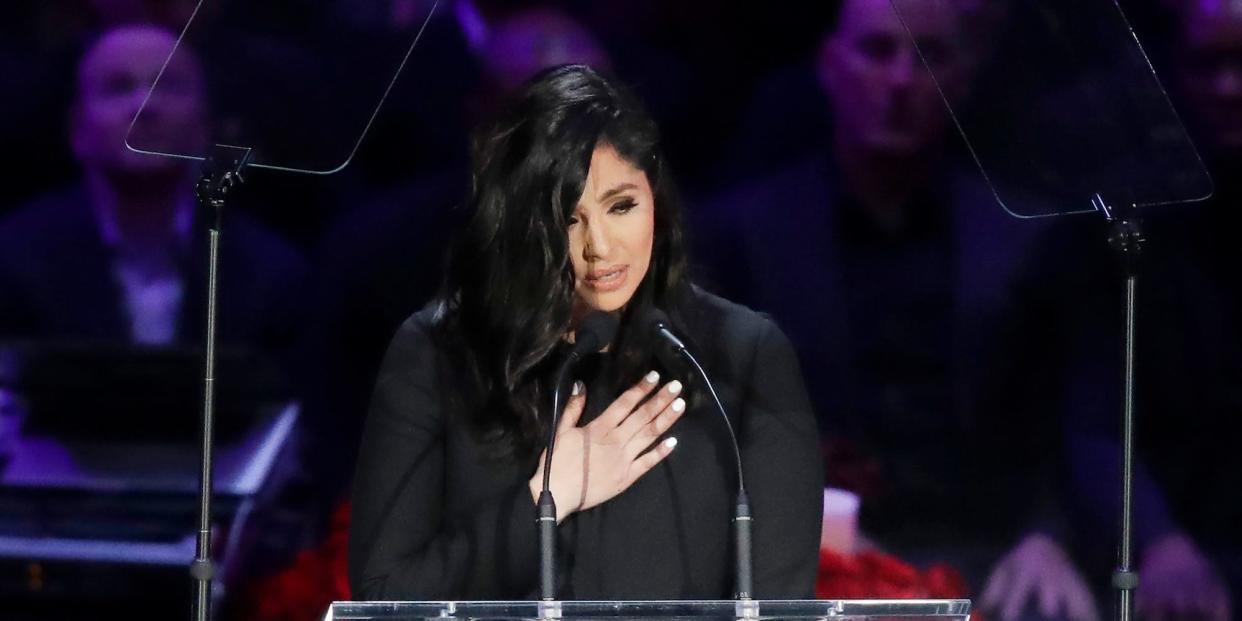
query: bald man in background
[{"left": 0, "top": 24, "right": 306, "bottom": 357}]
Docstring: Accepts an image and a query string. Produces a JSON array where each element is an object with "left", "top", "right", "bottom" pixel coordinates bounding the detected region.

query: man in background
[
  {"left": 1011, "top": 2, "right": 1240, "bottom": 619},
  {"left": 696, "top": 1, "right": 1097, "bottom": 618},
  {"left": 0, "top": 24, "right": 307, "bottom": 353}
]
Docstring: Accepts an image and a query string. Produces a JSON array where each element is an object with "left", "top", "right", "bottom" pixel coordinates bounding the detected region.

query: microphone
[
  {"left": 646, "top": 308, "right": 754, "bottom": 600},
  {"left": 538, "top": 311, "right": 619, "bottom": 601},
  {"left": 564, "top": 311, "right": 617, "bottom": 361}
]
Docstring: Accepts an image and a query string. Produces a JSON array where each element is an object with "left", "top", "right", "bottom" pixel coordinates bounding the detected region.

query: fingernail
[
  {"left": 671, "top": 398, "right": 685, "bottom": 413},
  {"left": 666, "top": 380, "right": 682, "bottom": 395},
  {"left": 645, "top": 370, "right": 659, "bottom": 384},
  {"left": 571, "top": 381, "right": 582, "bottom": 396},
  {"left": 664, "top": 437, "right": 678, "bottom": 449}
]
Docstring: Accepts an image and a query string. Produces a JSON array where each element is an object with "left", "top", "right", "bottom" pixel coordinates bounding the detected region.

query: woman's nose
[{"left": 583, "top": 220, "right": 612, "bottom": 259}]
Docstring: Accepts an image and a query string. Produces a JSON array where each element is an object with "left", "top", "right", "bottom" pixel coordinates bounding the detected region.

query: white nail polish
[
  {"left": 645, "top": 370, "right": 660, "bottom": 384},
  {"left": 571, "top": 381, "right": 582, "bottom": 396},
  {"left": 666, "top": 380, "right": 682, "bottom": 395},
  {"left": 671, "top": 398, "right": 685, "bottom": 413},
  {"left": 664, "top": 437, "right": 678, "bottom": 449}
]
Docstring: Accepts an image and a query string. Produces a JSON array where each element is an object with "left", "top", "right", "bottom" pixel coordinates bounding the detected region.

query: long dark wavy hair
[{"left": 436, "top": 64, "right": 693, "bottom": 454}]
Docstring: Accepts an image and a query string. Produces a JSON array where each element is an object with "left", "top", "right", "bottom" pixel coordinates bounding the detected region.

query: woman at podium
[{"left": 348, "top": 64, "right": 822, "bottom": 600}]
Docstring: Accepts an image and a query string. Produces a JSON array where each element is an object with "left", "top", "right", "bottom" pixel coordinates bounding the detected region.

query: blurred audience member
[
  {"left": 1011, "top": 3, "right": 1240, "bottom": 620},
  {"left": 0, "top": 23, "right": 312, "bottom": 610},
  {"left": 721, "top": 0, "right": 1012, "bottom": 185},
  {"left": 83, "top": 0, "right": 348, "bottom": 247},
  {"left": 466, "top": 5, "right": 613, "bottom": 123},
  {"left": 0, "top": 24, "right": 307, "bottom": 355},
  {"left": 694, "top": 2, "right": 1108, "bottom": 619}
]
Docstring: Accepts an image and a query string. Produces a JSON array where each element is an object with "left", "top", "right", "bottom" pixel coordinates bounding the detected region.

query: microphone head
[
  {"left": 645, "top": 307, "right": 673, "bottom": 333},
  {"left": 645, "top": 307, "right": 686, "bottom": 350},
  {"left": 572, "top": 311, "right": 620, "bottom": 356},
  {"left": 643, "top": 307, "right": 688, "bottom": 374}
]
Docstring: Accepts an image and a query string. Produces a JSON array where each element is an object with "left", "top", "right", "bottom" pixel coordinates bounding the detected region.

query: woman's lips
[{"left": 585, "top": 265, "right": 628, "bottom": 293}]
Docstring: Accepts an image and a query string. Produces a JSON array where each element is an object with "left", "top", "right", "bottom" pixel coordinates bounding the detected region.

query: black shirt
[{"left": 348, "top": 290, "right": 823, "bottom": 600}]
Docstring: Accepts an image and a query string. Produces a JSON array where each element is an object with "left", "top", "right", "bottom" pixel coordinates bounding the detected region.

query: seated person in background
[
  {"left": 348, "top": 64, "right": 823, "bottom": 600},
  {"left": 0, "top": 24, "right": 307, "bottom": 357},
  {"left": 699, "top": 1, "right": 1229, "bottom": 619},
  {"left": 0, "top": 22, "right": 312, "bottom": 597},
  {"left": 695, "top": 1, "right": 1087, "bottom": 619},
  {"left": 1009, "top": 2, "right": 1239, "bottom": 620}
]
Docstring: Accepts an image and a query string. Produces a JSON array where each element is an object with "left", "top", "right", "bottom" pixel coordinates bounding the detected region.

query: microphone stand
[
  {"left": 680, "top": 352, "right": 753, "bottom": 603},
  {"left": 652, "top": 321, "right": 754, "bottom": 605},
  {"left": 536, "top": 353, "right": 584, "bottom": 620},
  {"left": 535, "top": 356, "right": 584, "bottom": 621},
  {"left": 538, "top": 366, "right": 571, "bottom": 603},
  {"left": 1096, "top": 195, "right": 1141, "bottom": 621},
  {"left": 536, "top": 314, "right": 615, "bottom": 615},
  {"left": 191, "top": 144, "right": 253, "bottom": 621}
]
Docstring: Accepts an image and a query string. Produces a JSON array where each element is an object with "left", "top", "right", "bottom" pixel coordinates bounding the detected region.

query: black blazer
[{"left": 348, "top": 289, "right": 823, "bottom": 600}]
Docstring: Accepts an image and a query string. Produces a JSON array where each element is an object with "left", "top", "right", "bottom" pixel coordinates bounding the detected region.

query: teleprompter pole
[
  {"left": 1096, "top": 194, "right": 1142, "bottom": 621},
  {"left": 191, "top": 145, "right": 253, "bottom": 621}
]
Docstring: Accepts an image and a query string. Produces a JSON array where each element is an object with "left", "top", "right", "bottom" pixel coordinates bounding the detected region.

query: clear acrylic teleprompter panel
[
  {"left": 888, "top": 0, "right": 1212, "bottom": 217},
  {"left": 325, "top": 600, "right": 972, "bottom": 621},
  {"left": 126, "top": 0, "right": 441, "bottom": 174}
]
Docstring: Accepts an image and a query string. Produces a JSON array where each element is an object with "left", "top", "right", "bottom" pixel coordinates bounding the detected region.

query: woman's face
[{"left": 568, "top": 144, "right": 655, "bottom": 317}]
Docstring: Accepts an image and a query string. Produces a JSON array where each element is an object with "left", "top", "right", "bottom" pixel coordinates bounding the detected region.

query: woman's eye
[
  {"left": 610, "top": 199, "right": 637, "bottom": 214},
  {"left": 567, "top": 216, "right": 579, "bottom": 226}
]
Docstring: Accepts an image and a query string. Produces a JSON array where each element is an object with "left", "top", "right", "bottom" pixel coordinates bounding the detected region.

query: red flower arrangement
[
  {"left": 816, "top": 548, "right": 980, "bottom": 620},
  {"left": 238, "top": 502, "right": 977, "bottom": 621},
  {"left": 237, "top": 502, "right": 352, "bottom": 621}
]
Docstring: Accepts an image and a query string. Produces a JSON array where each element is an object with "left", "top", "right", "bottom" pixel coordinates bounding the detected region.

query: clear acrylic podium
[{"left": 324, "top": 600, "right": 971, "bottom": 621}]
